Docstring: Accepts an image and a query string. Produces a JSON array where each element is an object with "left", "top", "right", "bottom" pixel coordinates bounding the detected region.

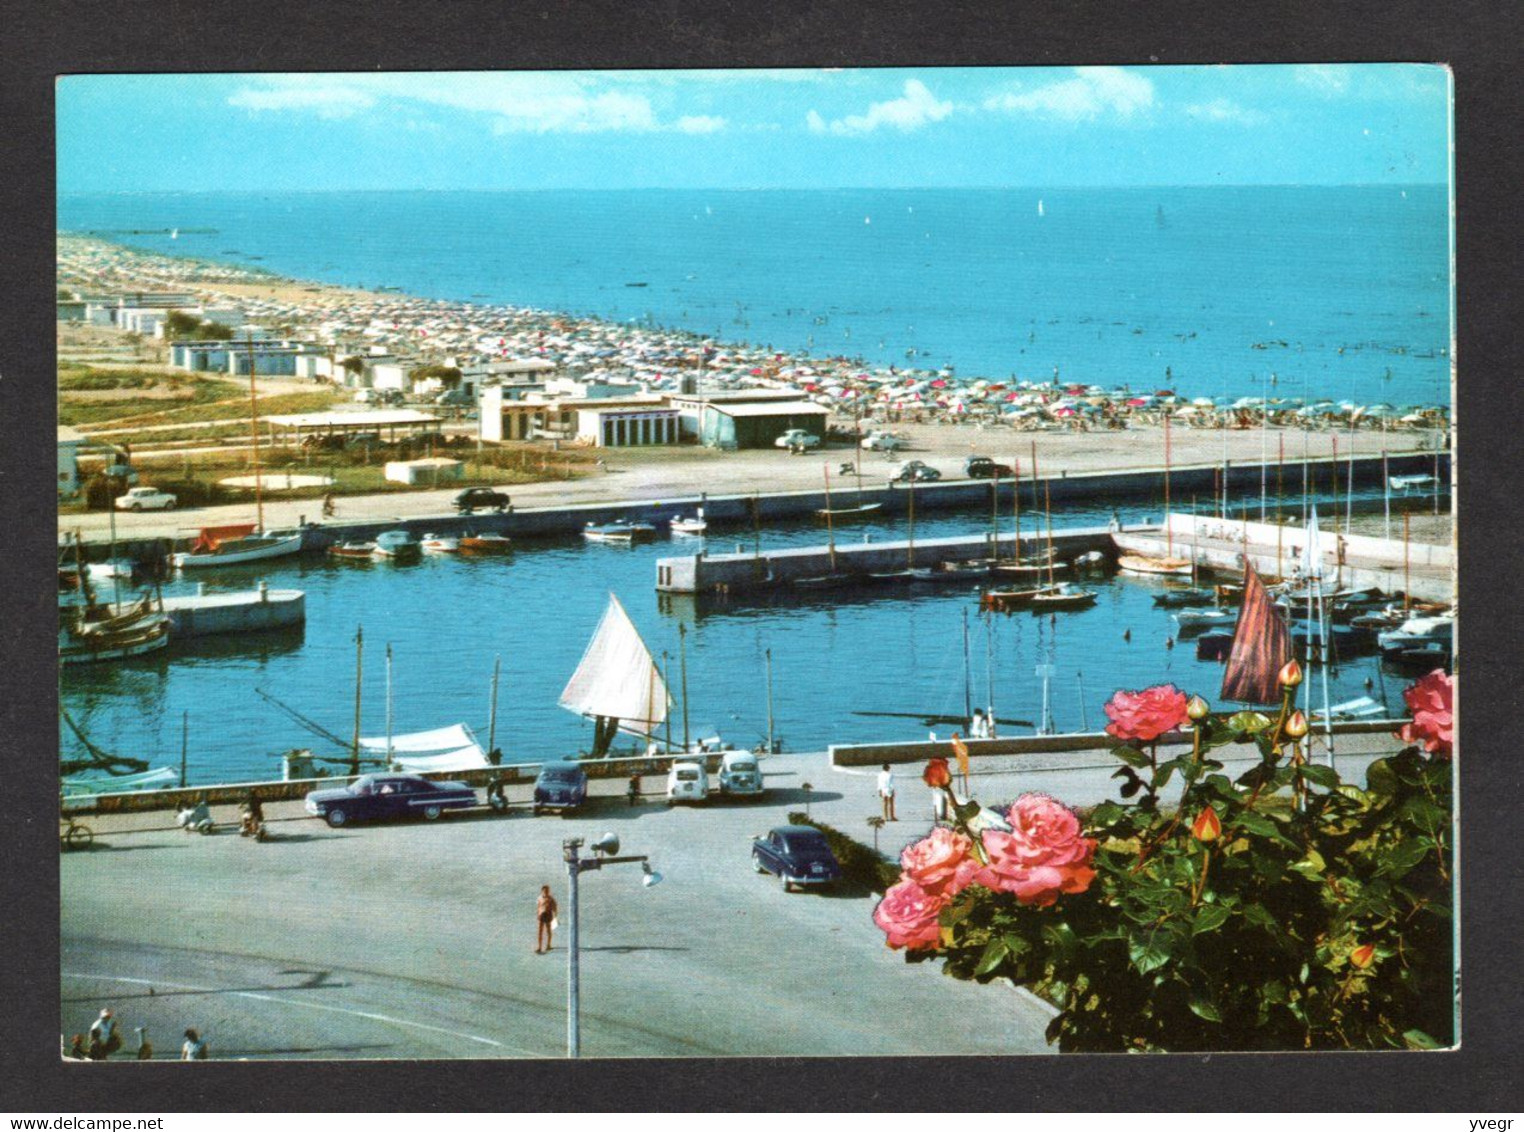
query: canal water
[{"left": 60, "top": 493, "right": 1432, "bottom": 786}]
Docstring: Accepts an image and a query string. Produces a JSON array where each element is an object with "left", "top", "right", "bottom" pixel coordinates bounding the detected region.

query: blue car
[
  {"left": 751, "top": 825, "right": 843, "bottom": 891},
  {"left": 304, "top": 773, "right": 476, "bottom": 827},
  {"left": 533, "top": 762, "right": 588, "bottom": 815}
]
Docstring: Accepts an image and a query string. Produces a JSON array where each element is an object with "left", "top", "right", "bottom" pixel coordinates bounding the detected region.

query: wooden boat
[
  {"left": 818, "top": 419, "right": 882, "bottom": 519},
  {"left": 867, "top": 473, "right": 931, "bottom": 581},
  {"left": 373, "top": 530, "right": 423, "bottom": 561},
  {"left": 1118, "top": 553, "right": 1193, "bottom": 577},
  {"left": 1173, "top": 607, "right": 1239, "bottom": 635},
  {"left": 939, "top": 559, "right": 994, "bottom": 578},
  {"left": 329, "top": 540, "right": 377, "bottom": 561},
  {"left": 981, "top": 585, "right": 1058, "bottom": 610},
  {"left": 421, "top": 533, "right": 460, "bottom": 554},
  {"left": 584, "top": 520, "right": 657, "bottom": 544},
  {"left": 1029, "top": 585, "right": 1099, "bottom": 612},
  {"left": 59, "top": 599, "right": 171, "bottom": 664},
  {"left": 669, "top": 509, "right": 708, "bottom": 536},
  {"left": 459, "top": 532, "right": 513, "bottom": 555},
  {"left": 1153, "top": 587, "right": 1217, "bottom": 607},
  {"left": 560, "top": 594, "right": 673, "bottom": 759},
  {"left": 992, "top": 560, "right": 1064, "bottom": 581}
]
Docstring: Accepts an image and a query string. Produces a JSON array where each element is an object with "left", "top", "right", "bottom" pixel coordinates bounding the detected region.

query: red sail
[{"left": 1220, "top": 562, "right": 1292, "bottom": 705}]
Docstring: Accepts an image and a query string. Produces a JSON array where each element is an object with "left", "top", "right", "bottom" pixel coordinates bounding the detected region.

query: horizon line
[{"left": 58, "top": 181, "right": 1451, "bottom": 196}]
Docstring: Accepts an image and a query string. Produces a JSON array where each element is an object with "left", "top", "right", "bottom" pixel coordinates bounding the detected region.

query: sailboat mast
[
  {"left": 487, "top": 654, "right": 501, "bottom": 756},
  {"left": 984, "top": 614, "right": 995, "bottom": 734},
  {"left": 1403, "top": 512, "right": 1411, "bottom": 616},
  {"left": 906, "top": 475, "right": 915, "bottom": 567},
  {"left": 1382, "top": 421, "right": 1391, "bottom": 540},
  {"left": 961, "top": 608, "right": 972, "bottom": 723},
  {"left": 246, "top": 337, "right": 264, "bottom": 531},
  {"left": 1163, "top": 413, "right": 1173, "bottom": 558},
  {"left": 1345, "top": 422, "right": 1356, "bottom": 536},
  {"left": 989, "top": 476, "right": 999, "bottom": 562},
  {"left": 1044, "top": 481, "right": 1057, "bottom": 590},
  {"left": 385, "top": 643, "right": 394, "bottom": 766},
  {"left": 662, "top": 652, "right": 673, "bottom": 753},
  {"left": 1012, "top": 456, "right": 1022, "bottom": 560},
  {"left": 180, "top": 710, "right": 189, "bottom": 788},
  {"left": 764, "top": 647, "right": 774, "bottom": 755},
  {"left": 678, "top": 622, "right": 691, "bottom": 752},
  {"left": 822, "top": 464, "right": 837, "bottom": 571},
  {"left": 351, "top": 624, "right": 363, "bottom": 776}
]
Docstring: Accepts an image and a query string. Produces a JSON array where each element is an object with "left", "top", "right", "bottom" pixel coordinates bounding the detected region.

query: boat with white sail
[{"left": 560, "top": 594, "right": 673, "bottom": 758}]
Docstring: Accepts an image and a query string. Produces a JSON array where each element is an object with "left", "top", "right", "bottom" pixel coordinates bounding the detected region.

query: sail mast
[
  {"left": 1164, "top": 413, "right": 1173, "bottom": 558},
  {"left": 351, "top": 624, "right": 363, "bottom": 776},
  {"left": 1045, "top": 481, "right": 1057, "bottom": 591},
  {"left": 822, "top": 464, "right": 836, "bottom": 571},
  {"left": 906, "top": 474, "right": 915, "bottom": 567},
  {"left": 246, "top": 336, "right": 264, "bottom": 532},
  {"left": 1012, "top": 456, "right": 1022, "bottom": 561}
]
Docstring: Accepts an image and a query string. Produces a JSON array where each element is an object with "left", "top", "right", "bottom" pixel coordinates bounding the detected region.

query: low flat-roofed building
[
  {"left": 478, "top": 387, "right": 677, "bottom": 446},
  {"left": 263, "top": 409, "right": 442, "bottom": 446},
  {"left": 695, "top": 398, "right": 829, "bottom": 449}
]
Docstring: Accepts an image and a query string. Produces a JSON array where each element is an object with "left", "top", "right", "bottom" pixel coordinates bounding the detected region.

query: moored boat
[
  {"left": 1173, "top": 607, "right": 1240, "bottom": 634},
  {"left": 329, "top": 540, "right": 377, "bottom": 561},
  {"left": 670, "top": 509, "right": 708, "bottom": 536},
  {"left": 981, "top": 585, "right": 1058, "bottom": 610},
  {"left": 174, "top": 524, "right": 305, "bottom": 569},
  {"left": 584, "top": 520, "right": 657, "bottom": 544},
  {"left": 421, "top": 533, "right": 461, "bottom": 554},
  {"left": 459, "top": 531, "right": 513, "bottom": 555},
  {"left": 1118, "top": 554, "right": 1193, "bottom": 577},
  {"left": 373, "top": 530, "right": 423, "bottom": 561},
  {"left": 1153, "top": 587, "right": 1218, "bottom": 607},
  {"left": 1029, "top": 584, "right": 1098, "bottom": 612},
  {"left": 59, "top": 596, "right": 171, "bottom": 664}
]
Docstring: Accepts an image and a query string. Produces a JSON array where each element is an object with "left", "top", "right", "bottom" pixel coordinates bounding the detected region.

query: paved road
[{"left": 61, "top": 738, "right": 1394, "bottom": 1059}]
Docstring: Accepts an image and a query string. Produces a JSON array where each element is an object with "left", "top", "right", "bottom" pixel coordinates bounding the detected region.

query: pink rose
[
  {"left": 1398, "top": 669, "right": 1454, "bottom": 758},
  {"left": 873, "top": 879, "right": 948, "bottom": 951},
  {"left": 1104, "top": 684, "right": 1191, "bottom": 744},
  {"left": 899, "top": 827, "right": 976, "bottom": 898},
  {"left": 974, "top": 794, "right": 1097, "bottom": 907}
]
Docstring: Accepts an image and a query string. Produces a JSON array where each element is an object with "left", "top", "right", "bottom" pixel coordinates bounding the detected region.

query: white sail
[
  {"left": 358, "top": 722, "right": 489, "bottom": 772},
  {"left": 558, "top": 594, "right": 671, "bottom": 734},
  {"left": 1303, "top": 505, "right": 1325, "bottom": 580}
]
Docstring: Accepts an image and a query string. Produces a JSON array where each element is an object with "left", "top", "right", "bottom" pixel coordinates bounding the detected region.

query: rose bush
[{"left": 874, "top": 670, "right": 1456, "bottom": 1053}]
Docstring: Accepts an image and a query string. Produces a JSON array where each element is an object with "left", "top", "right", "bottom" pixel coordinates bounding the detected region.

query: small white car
[
  {"left": 861, "top": 431, "right": 907, "bottom": 452},
  {"left": 666, "top": 760, "right": 709, "bottom": 804},
  {"left": 115, "top": 486, "right": 177, "bottom": 511},
  {"left": 718, "top": 751, "right": 765, "bottom": 797},
  {"left": 774, "top": 429, "right": 821, "bottom": 453}
]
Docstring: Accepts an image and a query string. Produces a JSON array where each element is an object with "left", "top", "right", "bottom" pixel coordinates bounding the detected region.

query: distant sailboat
[
  {"left": 1037, "top": 199, "right": 1046, "bottom": 218},
  {"left": 560, "top": 594, "right": 672, "bottom": 758}
]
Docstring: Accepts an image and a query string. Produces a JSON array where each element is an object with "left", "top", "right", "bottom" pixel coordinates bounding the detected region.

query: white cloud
[
  {"left": 1183, "top": 99, "right": 1267, "bottom": 125},
  {"left": 1295, "top": 64, "right": 1352, "bottom": 95},
  {"left": 675, "top": 115, "right": 727, "bottom": 134},
  {"left": 806, "top": 79, "right": 953, "bottom": 136},
  {"left": 983, "top": 66, "right": 1155, "bottom": 121},
  {"left": 227, "top": 83, "right": 375, "bottom": 120}
]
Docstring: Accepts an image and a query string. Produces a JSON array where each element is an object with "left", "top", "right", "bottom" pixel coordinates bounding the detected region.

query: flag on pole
[{"left": 1221, "top": 562, "right": 1292, "bottom": 705}]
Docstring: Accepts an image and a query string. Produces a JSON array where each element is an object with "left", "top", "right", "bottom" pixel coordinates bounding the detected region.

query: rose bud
[
  {"left": 1350, "top": 943, "right": 1375, "bottom": 969},
  {"left": 1191, "top": 807, "right": 1221, "bottom": 843},
  {"left": 1285, "top": 710, "right": 1309, "bottom": 739},
  {"left": 923, "top": 757, "right": 952, "bottom": 789},
  {"left": 1186, "top": 695, "right": 1210, "bottom": 721},
  {"left": 1278, "top": 659, "right": 1303, "bottom": 688}
]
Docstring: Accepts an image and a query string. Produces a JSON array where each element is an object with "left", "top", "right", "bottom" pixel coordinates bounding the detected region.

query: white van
[
  {"left": 666, "top": 760, "right": 709, "bottom": 804},
  {"left": 718, "top": 751, "right": 764, "bottom": 797}
]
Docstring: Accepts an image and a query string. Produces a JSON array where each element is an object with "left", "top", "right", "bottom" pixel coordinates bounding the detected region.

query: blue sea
[{"left": 57, "top": 186, "right": 1451, "bottom": 408}]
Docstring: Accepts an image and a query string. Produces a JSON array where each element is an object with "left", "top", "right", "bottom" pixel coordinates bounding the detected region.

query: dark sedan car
[
  {"left": 304, "top": 773, "right": 477, "bottom": 827},
  {"left": 751, "top": 825, "right": 843, "bottom": 891},
  {"left": 964, "top": 456, "right": 1015, "bottom": 479},
  {"left": 454, "top": 487, "right": 511, "bottom": 514},
  {"left": 533, "top": 762, "right": 589, "bottom": 815}
]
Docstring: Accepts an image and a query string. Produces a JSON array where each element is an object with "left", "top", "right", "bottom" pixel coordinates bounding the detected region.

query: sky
[{"left": 56, "top": 65, "right": 1451, "bottom": 193}]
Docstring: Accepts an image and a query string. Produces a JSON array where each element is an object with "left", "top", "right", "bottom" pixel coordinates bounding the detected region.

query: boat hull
[
  {"left": 173, "top": 533, "right": 304, "bottom": 568},
  {"left": 1118, "top": 554, "right": 1193, "bottom": 577}
]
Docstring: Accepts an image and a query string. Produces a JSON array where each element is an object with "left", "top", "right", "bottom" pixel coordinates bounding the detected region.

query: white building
[{"left": 57, "top": 426, "right": 85, "bottom": 499}]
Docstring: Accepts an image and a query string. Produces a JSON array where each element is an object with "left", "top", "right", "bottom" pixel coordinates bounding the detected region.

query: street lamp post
[{"left": 562, "top": 834, "right": 661, "bottom": 1058}]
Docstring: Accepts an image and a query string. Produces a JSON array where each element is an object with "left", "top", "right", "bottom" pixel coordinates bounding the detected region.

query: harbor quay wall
[
  {"left": 72, "top": 452, "right": 1445, "bottom": 560},
  {"left": 829, "top": 719, "right": 1402, "bottom": 769},
  {"left": 159, "top": 586, "right": 305, "bottom": 637},
  {"left": 656, "top": 527, "right": 1116, "bottom": 594},
  {"left": 66, "top": 751, "right": 732, "bottom": 815}
]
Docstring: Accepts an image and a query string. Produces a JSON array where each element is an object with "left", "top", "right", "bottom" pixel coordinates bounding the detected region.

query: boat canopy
[
  {"left": 192, "top": 524, "right": 257, "bottom": 553},
  {"left": 558, "top": 594, "right": 671, "bottom": 736},
  {"left": 359, "top": 722, "right": 488, "bottom": 772}
]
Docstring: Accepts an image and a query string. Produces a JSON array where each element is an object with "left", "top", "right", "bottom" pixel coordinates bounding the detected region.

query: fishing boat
[
  {"left": 981, "top": 585, "right": 1058, "bottom": 611},
  {"left": 359, "top": 722, "right": 491, "bottom": 774},
  {"left": 172, "top": 340, "right": 307, "bottom": 570},
  {"left": 1029, "top": 583, "right": 1098, "bottom": 612},
  {"left": 795, "top": 465, "right": 861, "bottom": 589},
  {"left": 420, "top": 533, "right": 461, "bottom": 554},
  {"left": 938, "top": 558, "right": 994, "bottom": 578},
  {"left": 1173, "top": 607, "right": 1240, "bottom": 635},
  {"left": 669, "top": 508, "right": 708, "bottom": 536},
  {"left": 815, "top": 450, "right": 882, "bottom": 521},
  {"left": 1118, "top": 553, "right": 1193, "bottom": 577},
  {"left": 459, "top": 531, "right": 513, "bottom": 555},
  {"left": 329, "top": 539, "right": 377, "bottom": 561},
  {"left": 59, "top": 594, "right": 171, "bottom": 664},
  {"left": 86, "top": 558, "right": 136, "bottom": 581},
  {"left": 373, "top": 530, "right": 423, "bottom": 561},
  {"left": 560, "top": 594, "right": 672, "bottom": 758},
  {"left": 1153, "top": 587, "right": 1217, "bottom": 608},
  {"left": 1377, "top": 614, "right": 1453, "bottom": 658},
  {"left": 1389, "top": 474, "right": 1438, "bottom": 494},
  {"left": 869, "top": 473, "right": 937, "bottom": 582},
  {"left": 584, "top": 519, "right": 658, "bottom": 544}
]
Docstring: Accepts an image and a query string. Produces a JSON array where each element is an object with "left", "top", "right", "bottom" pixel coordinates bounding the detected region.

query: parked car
[
  {"left": 454, "top": 486, "right": 511, "bottom": 514},
  {"left": 666, "top": 760, "right": 709, "bottom": 804},
  {"left": 751, "top": 825, "right": 843, "bottom": 891},
  {"left": 346, "top": 431, "right": 381, "bottom": 448},
  {"left": 964, "top": 456, "right": 1015, "bottom": 479},
  {"left": 533, "top": 762, "right": 588, "bottom": 815},
  {"left": 303, "top": 773, "right": 476, "bottom": 827},
  {"left": 861, "top": 431, "right": 907, "bottom": 452},
  {"left": 718, "top": 751, "right": 764, "bottom": 797},
  {"left": 115, "top": 486, "right": 177, "bottom": 511},
  {"left": 890, "top": 460, "right": 941, "bottom": 484},
  {"left": 774, "top": 428, "right": 822, "bottom": 453}
]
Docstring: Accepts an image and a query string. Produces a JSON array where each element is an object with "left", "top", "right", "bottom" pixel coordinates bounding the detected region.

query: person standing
[
  {"left": 877, "top": 763, "right": 897, "bottom": 822},
  {"left": 180, "top": 1028, "right": 208, "bottom": 1060},
  {"left": 969, "top": 708, "right": 990, "bottom": 739},
  {"left": 535, "top": 885, "right": 558, "bottom": 954},
  {"left": 88, "top": 1008, "right": 120, "bottom": 1059},
  {"left": 134, "top": 1027, "right": 153, "bottom": 1060}
]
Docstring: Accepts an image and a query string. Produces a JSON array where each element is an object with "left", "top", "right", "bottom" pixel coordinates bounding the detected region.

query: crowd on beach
[{"left": 59, "top": 235, "right": 1450, "bottom": 440}]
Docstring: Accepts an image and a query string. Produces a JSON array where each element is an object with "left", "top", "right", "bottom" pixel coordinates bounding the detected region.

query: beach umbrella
[{"left": 1193, "top": 396, "right": 1215, "bottom": 407}]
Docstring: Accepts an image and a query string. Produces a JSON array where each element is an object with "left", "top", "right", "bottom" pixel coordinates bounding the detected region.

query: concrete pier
[
  {"left": 655, "top": 526, "right": 1115, "bottom": 593},
  {"left": 159, "top": 585, "right": 306, "bottom": 637}
]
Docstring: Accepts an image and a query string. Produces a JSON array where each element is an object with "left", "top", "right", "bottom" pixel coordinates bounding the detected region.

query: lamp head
[{"left": 642, "top": 861, "right": 663, "bottom": 888}]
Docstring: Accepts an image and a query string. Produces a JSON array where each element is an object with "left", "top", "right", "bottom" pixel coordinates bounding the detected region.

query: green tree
[{"left": 410, "top": 364, "right": 463, "bottom": 389}]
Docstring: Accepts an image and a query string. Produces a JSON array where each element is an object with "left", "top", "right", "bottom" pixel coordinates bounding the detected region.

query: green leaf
[
  {"left": 974, "top": 938, "right": 1009, "bottom": 977},
  {"left": 1377, "top": 839, "right": 1433, "bottom": 878},
  {"left": 952, "top": 798, "right": 983, "bottom": 823},
  {"left": 1128, "top": 934, "right": 1172, "bottom": 976},
  {"left": 1187, "top": 993, "right": 1222, "bottom": 1022},
  {"left": 1228, "top": 711, "right": 1272, "bottom": 735},
  {"left": 1111, "top": 743, "right": 1150, "bottom": 768},
  {"left": 1366, "top": 757, "right": 1400, "bottom": 798},
  {"left": 1289, "top": 849, "right": 1327, "bottom": 882},
  {"left": 1402, "top": 1028, "right": 1442, "bottom": 1050},
  {"left": 1089, "top": 801, "right": 1125, "bottom": 827},
  {"left": 1299, "top": 762, "right": 1341, "bottom": 788},
  {"left": 1192, "top": 904, "right": 1232, "bottom": 935}
]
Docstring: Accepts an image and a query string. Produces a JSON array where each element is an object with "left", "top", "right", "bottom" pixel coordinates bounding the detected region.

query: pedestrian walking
[
  {"left": 626, "top": 772, "right": 641, "bottom": 807},
  {"left": 535, "top": 885, "right": 558, "bottom": 954},
  {"left": 180, "top": 1028, "right": 208, "bottom": 1060},
  {"left": 88, "top": 1008, "right": 121, "bottom": 1059},
  {"left": 877, "top": 763, "right": 897, "bottom": 822}
]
